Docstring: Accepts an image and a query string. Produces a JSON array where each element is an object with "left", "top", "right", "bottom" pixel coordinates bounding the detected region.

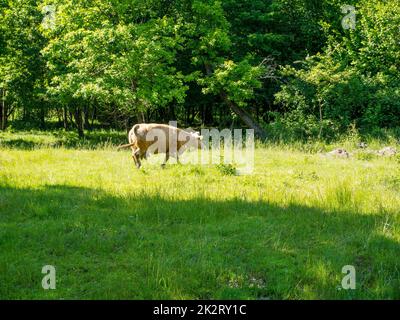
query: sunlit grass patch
[{"left": 0, "top": 132, "right": 399, "bottom": 299}]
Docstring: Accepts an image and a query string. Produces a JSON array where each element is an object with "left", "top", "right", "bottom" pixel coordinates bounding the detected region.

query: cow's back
[{"left": 131, "top": 123, "right": 185, "bottom": 154}]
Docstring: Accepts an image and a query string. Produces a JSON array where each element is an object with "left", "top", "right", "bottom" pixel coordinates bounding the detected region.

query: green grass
[{"left": 0, "top": 130, "right": 399, "bottom": 299}]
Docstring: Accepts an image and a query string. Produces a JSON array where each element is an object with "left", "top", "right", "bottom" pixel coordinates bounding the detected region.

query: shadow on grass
[
  {"left": 0, "top": 184, "right": 399, "bottom": 299},
  {"left": 0, "top": 130, "right": 127, "bottom": 150},
  {"left": 0, "top": 138, "right": 38, "bottom": 150}
]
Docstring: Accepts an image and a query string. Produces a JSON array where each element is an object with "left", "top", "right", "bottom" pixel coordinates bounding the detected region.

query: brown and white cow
[{"left": 118, "top": 123, "right": 204, "bottom": 168}]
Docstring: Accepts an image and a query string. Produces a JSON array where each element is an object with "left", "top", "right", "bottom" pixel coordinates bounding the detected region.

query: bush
[{"left": 216, "top": 163, "right": 237, "bottom": 176}]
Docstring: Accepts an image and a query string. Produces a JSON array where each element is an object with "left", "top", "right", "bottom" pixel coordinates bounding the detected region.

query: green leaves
[
  {"left": 199, "top": 59, "right": 265, "bottom": 107},
  {"left": 274, "top": 0, "right": 400, "bottom": 136},
  {"left": 42, "top": 2, "right": 190, "bottom": 114},
  {"left": 2, "top": 0, "right": 398, "bottom": 138},
  {"left": 0, "top": 0, "right": 46, "bottom": 120}
]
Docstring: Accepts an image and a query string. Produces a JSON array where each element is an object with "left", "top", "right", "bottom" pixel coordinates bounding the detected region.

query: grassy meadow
[{"left": 0, "top": 130, "right": 399, "bottom": 299}]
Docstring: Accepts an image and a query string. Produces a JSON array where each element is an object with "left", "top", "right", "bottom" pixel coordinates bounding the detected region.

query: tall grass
[{"left": 0, "top": 130, "right": 399, "bottom": 299}]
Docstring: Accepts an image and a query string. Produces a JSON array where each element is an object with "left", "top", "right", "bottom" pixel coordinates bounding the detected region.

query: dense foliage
[
  {"left": 275, "top": 0, "right": 400, "bottom": 139},
  {"left": 0, "top": 0, "right": 398, "bottom": 139}
]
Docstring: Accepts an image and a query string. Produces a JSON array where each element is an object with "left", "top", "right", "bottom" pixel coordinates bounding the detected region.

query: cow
[{"left": 117, "top": 123, "right": 204, "bottom": 168}]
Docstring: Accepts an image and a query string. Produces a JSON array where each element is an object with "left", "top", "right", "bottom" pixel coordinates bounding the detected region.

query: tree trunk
[
  {"left": 40, "top": 105, "right": 46, "bottom": 129},
  {"left": 204, "top": 62, "right": 267, "bottom": 140},
  {"left": 57, "top": 107, "right": 63, "bottom": 125},
  {"left": 84, "top": 105, "right": 90, "bottom": 130},
  {"left": 169, "top": 104, "right": 176, "bottom": 121},
  {"left": 23, "top": 104, "right": 30, "bottom": 122},
  {"left": 74, "top": 106, "right": 84, "bottom": 138},
  {"left": 125, "top": 118, "right": 130, "bottom": 135},
  {"left": 63, "top": 106, "right": 68, "bottom": 130},
  {"left": 1, "top": 89, "right": 7, "bottom": 131},
  {"left": 90, "top": 106, "right": 96, "bottom": 128},
  {"left": 220, "top": 92, "right": 267, "bottom": 140},
  {"left": 190, "top": 105, "right": 196, "bottom": 124},
  {"left": 318, "top": 99, "right": 323, "bottom": 139},
  {"left": 204, "top": 103, "right": 213, "bottom": 125}
]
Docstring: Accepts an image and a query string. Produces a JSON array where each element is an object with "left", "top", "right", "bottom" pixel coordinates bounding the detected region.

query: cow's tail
[
  {"left": 117, "top": 142, "right": 136, "bottom": 150},
  {"left": 133, "top": 123, "right": 143, "bottom": 137},
  {"left": 117, "top": 124, "right": 143, "bottom": 150}
]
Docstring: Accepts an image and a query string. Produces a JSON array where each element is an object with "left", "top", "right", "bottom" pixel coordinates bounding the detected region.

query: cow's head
[
  {"left": 178, "top": 129, "right": 205, "bottom": 152},
  {"left": 190, "top": 131, "right": 204, "bottom": 149}
]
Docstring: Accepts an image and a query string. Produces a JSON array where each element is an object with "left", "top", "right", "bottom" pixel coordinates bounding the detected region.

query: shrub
[{"left": 216, "top": 163, "right": 237, "bottom": 176}]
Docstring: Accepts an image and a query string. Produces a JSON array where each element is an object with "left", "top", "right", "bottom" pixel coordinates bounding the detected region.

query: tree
[
  {"left": 274, "top": 0, "right": 400, "bottom": 137},
  {"left": 0, "top": 0, "right": 46, "bottom": 130},
  {"left": 181, "top": 0, "right": 271, "bottom": 138}
]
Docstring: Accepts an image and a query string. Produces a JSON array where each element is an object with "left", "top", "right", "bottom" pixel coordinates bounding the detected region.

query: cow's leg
[
  {"left": 131, "top": 153, "right": 139, "bottom": 168},
  {"left": 162, "top": 152, "right": 169, "bottom": 168},
  {"left": 176, "top": 146, "right": 186, "bottom": 164},
  {"left": 135, "top": 149, "right": 142, "bottom": 168},
  {"left": 139, "top": 149, "right": 147, "bottom": 160},
  {"left": 131, "top": 148, "right": 141, "bottom": 169},
  {"left": 177, "top": 146, "right": 188, "bottom": 164},
  {"left": 130, "top": 147, "right": 137, "bottom": 165}
]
